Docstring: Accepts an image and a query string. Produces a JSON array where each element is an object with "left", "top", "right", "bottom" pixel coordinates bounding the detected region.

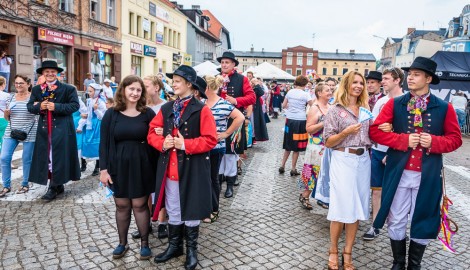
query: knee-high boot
[
  {"left": 390, "top": 239, "right": 406, "bottom": 270},
  {"left": 154, "top": 224, "right": 184, "bottom": 263},
  {"left": 407, "top": 240, "right": 426, "bottom": 270},
  {"left": 184, "top": 225, "right": 199, "bottom": 270}
]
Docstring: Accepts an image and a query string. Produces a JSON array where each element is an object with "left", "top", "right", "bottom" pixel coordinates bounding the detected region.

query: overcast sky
[{"left": 175, "top": 0, "right": 469, "bottom": 59}]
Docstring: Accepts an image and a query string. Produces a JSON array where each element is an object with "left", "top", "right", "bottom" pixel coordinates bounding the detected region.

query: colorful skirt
[
  {"left": 299, "top": 133, "right": 324, "bottom": 191},
  {"left": 282, "top": 119, "right": 307, "bottom": 152}
]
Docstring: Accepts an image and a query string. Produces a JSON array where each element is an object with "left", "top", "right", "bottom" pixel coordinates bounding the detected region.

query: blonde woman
[
  {"left": 323, "top": 71, "right": 372, "bottom": 270},
  {"left": 203, "top": 75, "right": 244, "bottom": 222}
]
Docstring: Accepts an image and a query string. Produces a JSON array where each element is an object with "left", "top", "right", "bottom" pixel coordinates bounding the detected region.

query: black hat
[
  {"left": 401, "top": 57, "right": 440, "bottom": 84},
  {"left": 166, "top": 65, "right": 199, "bottom": 90},
  {"left": 195, "top": 76, "right": 208, "bottom": 99},
  {"left": 36, "top": 60, "right": 64, "bottom": 74},
  {"left": 365, "top": 71, "right": 382, "bottom": 82},
  {"left": 217, "top": 51, "right": 239, "bottom": 66}
]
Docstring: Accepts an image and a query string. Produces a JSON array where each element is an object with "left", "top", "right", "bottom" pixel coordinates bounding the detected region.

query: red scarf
[{"left": 220, "top": 69, "right": 237, "bottom": 99}]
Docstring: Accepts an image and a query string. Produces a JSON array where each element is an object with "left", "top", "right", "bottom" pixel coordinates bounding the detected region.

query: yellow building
[
  {"left": 317, "top": 50, "right": 376, "bottom": 81},
  {"left": 121, "top": 0, "right": 187, "bottom": 78}
]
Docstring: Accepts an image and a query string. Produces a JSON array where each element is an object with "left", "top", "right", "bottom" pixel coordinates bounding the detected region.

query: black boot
[
  {"left": 80, "top": 158, "right": 87, "bottom": 172},
  {"left": 184, "top": 225, "right": 199, "bottom": 270},
  {"left": 92, "top": 160, "right": 100, "bottom": 176},
  {"left": 41, "top": 186, "right": 59, "bottom": 202},
  {"left": 157, "top": 223, "right": 168, "bottom": 239},
  {"left": 390, "top": 239, "right": 406, "bottom": 270},
  {"left": 131, "top": 222, "right": 153, "bottom": 239},
  {"left": 154, "top": 224, "right": 184, "bottom": 263},
  {"left": 224, "top": 176, "right": 235, "bottom": 198},
  {"left": 407, "top": 240, "right": 426, "bottom": 270}
]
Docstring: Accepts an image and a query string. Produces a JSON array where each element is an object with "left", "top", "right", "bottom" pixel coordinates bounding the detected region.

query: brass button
[{"left": 410, "top": 164, "right": 413, "bottom": 167}]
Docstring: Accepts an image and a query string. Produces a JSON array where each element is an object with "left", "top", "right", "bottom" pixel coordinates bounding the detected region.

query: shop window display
[{"left": 90, "top": 50, "right": 113, "bottom": 84}]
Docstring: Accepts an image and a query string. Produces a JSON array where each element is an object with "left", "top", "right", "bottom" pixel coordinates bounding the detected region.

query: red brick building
[{"left": 281, "top": 45, "right": 318, "bottom": 76}]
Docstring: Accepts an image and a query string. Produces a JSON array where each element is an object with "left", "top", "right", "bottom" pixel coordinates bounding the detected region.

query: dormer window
[
  {"left": 195, "top": 15, "right": 200, "bottom": 26},
  {"left": 448, "top": 25, "right": 454, "bottom": 38}
]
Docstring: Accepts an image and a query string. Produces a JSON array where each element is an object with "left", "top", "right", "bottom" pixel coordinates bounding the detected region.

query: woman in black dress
[{"left": 99, "top": 75, "right": 157, "bottom": 260}]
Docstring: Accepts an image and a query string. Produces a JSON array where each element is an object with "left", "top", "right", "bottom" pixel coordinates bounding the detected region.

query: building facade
[
  {"left": 317, "top": 50, "right": 376, "bottom": 81},
  {"left": 232, "top": 48, "right": 282, "bottom": 72},
  {"left": 202, "top": 10, "right": 231, "bottom": 60},
  {"left": 443, "top": 4, "right": 470, "bottom": 52},
  {"left": 121, "top": 0, "right": 187, "bottom": 78},
  {"left": 0, "top": 0, "right": 122, "bottom": 90},
  {"left": 380, "top": 27, "right": 446, "bottom": 69},
  {"left": 281, "top": 46, "right": 318, "bottom": 76},
  {"left": 178, "top": 5, "right": 219, "bottom": 66}
]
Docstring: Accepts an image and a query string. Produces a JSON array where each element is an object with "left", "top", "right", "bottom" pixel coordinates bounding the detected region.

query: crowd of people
[{"left": 0, "top": 54, "right": 464, "bottom": 270}]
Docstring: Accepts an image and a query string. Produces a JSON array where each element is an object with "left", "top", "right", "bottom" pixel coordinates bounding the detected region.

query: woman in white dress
[{"left": 323, "top": 71, "right": 372, "bottom": 270}]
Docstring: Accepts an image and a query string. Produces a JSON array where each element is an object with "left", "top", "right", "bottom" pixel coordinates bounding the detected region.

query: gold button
[
  {"left": 412, "top": 155, "right": 415, "bottom": 158},
  {"left": 172, "top": 163, "right": 175, "bottom": 166},
  {"left": 171, "top": 175, "right": 174, "bottom": 179},
  {"left": 417, "top": 166, "right": 420, "bottom": 169},
  {"left": 410, "top": 164, "right": 413, "bottom": 167}
]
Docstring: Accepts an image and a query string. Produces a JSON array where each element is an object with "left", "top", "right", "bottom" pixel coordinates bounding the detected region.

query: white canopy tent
[
  {"left": 193, "top": 61, "right": 219, "bottom": 76},
  {"left": 243, "top": 62, "right": 295, "bottom": 81}
]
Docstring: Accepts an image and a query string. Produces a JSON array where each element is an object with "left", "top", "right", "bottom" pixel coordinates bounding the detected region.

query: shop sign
[
  {"left": 183, "top": 54, "right": 192, "bottom": 66},
  {"left": 173, "top": 53, "right": 182, "bottom": 64},
  {"left": 149, "top": 2, "right": 157, "bottom": 17},
  {"left": 156, "top": 33, "right": 164, "bottom": 44},
  {"left": 98, "top": 51, "right": 106, "bottom": 65},
  {"left": 144, "top": 45, "right": 157, "bottom": 57},
  {"left": 156, "top": 6, "right": 170, "bottom": 22},
  {"left": 143, "top": 18, "right": 151, "bottom": 32},
  {"left": 130, "top": 42, "right": 143, "bottom": 54},
  {"left": 38, "top": 27, "right": 74, "bottom": 46},
  {"left": 93, "top": 42, "right": 113, "bottom": 53}
]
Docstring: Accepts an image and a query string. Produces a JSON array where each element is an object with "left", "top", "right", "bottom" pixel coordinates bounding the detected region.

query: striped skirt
[{"left": 282, "top": 118, "right": 308, "bottom": 152}]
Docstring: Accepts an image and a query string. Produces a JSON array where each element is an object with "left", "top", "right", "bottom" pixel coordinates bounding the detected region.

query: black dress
[
  {"left": 100, "top": 109, "right": 157, "bottom": 198},
  {"left": 252, "top": 85, "right": 269, "bottom": 141}
]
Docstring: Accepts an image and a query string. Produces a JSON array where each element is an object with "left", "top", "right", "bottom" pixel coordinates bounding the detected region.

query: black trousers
[{"left": 209, "top": 149, "right": 224, "bottom": 212}]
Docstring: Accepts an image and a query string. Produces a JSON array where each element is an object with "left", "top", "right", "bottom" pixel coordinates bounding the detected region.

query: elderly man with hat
[
  {"left": 148, "top": 65, "right": 217, "bottom": 270},
  {"left": 217, "top": 51, "right": 256, "bottom": 196},
  {"left": 370, "top": 57, "right": 462, "bottom": 269},
  {"left": 366, "top": 71, "right": 384, "bottom": 112},
  {"left": 27, "top": 60, "right": 81, "bottom": 201}
]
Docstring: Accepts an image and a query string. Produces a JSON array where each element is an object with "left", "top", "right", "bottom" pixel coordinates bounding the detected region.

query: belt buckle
[{"left": 355, "top": 148, "right": 364, "bottom": 156}]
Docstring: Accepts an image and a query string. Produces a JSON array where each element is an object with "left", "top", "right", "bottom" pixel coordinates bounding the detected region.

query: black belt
[{"left": 335, "top": 147, "right": 367, "bottom": 156}]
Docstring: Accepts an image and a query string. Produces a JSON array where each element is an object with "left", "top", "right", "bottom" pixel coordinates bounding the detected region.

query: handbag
[
  {"left": 10, "top": 120, "right": 35, "bottom": 141},
  {"left": 438, "top": 167, "right": 458, "bottom": 253}
]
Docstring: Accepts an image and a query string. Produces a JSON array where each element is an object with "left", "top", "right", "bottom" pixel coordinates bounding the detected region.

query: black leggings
[{"left": 114, "top": 195, "right": 150, "bottom": 247}]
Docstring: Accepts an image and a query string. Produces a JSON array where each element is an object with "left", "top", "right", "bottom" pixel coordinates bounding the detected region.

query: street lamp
[{"left": 373, "top": 35, "right": 386, "bottom": 41}]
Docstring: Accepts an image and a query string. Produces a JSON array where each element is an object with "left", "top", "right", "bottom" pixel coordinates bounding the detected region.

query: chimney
[
  {"left": 407, "top": 28, "right": 416, "bottom": 35},
  {"left": 336, "top": 49, "right": 338, "bottom": 54},
  {"left": 350, "top": 49, "right": 355, "bottom": 54},
  {"left": 192, "top": 5, "right": 200, "bottom": 10},
  {"left": 178, "top": 4, "right": 183, "bottom": 9}
]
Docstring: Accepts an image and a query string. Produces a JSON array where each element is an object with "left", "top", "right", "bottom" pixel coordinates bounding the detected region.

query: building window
[
  {"left": 458, "top": 44, "right": 465, "bottom": 52},
  {"left": 297, "top": 52, "right": 303, "bottom": 57},
  {"left": 307, "top": 56, "right": 313, "bottom": 66},
  {"left": 287, "top": 52, "right": 293, "bottom": 56},
  {"left": 177, "top": 32, "right": 181, "bottom": 49},
  {"left": 322, "top": 68, "right": 327, "bottom": 75},
  {"left": 365, "top": 69, "right": 370, "bottom": 76},
  {"left": 286, "top": 68, "right": 292, "bottom": 74},
  {"left": 297, "top": 56, "right": 303, "bottom": 66},
  {"left": 129, "top": 12, "right": 135, "bottom": 35},
  {"left": 131, "top": 55, "right": 142, "bottom": 77},
  {"left": 333, "top": 68, "right": 337, "bottom": 76},
  {"left": 137, "top": 15, "right": 142, "bottom": 37},
  {"left": 107, "top": 0, "right": 116, "bottom": 26},
  {"left": 90, "top": 0, "right": 100, "bottom": 20},
  {"left": 59, "top": 0, "right": 73, "bottom": 13},
  {"left": 342, "top": 68, "right": 348, "bottom": 75},
  {"left": 144, "top": 19, "right": 150, "bottom": 39},
  {"left": 451, "top": 44, "right": 456, "bottom": 51},
  {"left": 296, "top": 69, "right": 302, "bottom": 76},
  {"left": 287, "top": 56, "right": 292, "bottom": 65}
]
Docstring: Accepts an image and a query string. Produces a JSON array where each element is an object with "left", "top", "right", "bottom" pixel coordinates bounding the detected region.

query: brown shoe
[{"left": 328, "top": 251, "right": 339, "bottom": 270}]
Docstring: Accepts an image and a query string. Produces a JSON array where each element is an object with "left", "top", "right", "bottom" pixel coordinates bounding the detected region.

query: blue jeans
[
  {"left": 455, "top": 109, "right": 466, "bottom": 129},
  {"left": 0, "top": 138, "right": 35, "bottom": 188},
  {"left": 0, "top": 72, "right": 10, "bottom": 92}
]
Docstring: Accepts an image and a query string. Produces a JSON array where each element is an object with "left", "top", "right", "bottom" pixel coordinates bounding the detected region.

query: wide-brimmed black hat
[
  {"left": 217, "top": 51, "right": 239, "bottom": 66},
  {"left": 36, "top": 60, "right": 64, "bottom": 74},
  {"left": 195, "top": 76, "right": 208, "bottom": 99},
  {"left": 401, "top": 57, "right": 440, "bottom": 84},
  {"left": 166, "top": 65, "right": 199, "bottom": 90},
  {"left": 365, "top": 71, "right": 382, "bottom": 82}
]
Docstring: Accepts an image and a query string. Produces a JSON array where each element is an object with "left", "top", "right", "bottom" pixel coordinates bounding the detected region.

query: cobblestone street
[{"left": 1, "top": 116, "right": 469, "bottom": 270}]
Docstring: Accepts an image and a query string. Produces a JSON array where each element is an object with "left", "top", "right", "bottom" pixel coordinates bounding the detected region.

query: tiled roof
[
  {"left": 202, "top": 10, "right": 223, "bottom": 39},
  {"left": 318, "top": 52, "right": 376, "bottom": 61},
  {"left": 232, "top": 50, "right": 282, "bottom": 58},
  {"left": 159, "top": 0, "right": 175, "bottom": 8}
]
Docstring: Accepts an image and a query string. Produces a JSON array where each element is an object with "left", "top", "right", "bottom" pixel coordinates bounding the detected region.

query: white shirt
[
  {"left": 102, "top": 85, "right": 113, "bottom": 99},
  {"left": 0, "top": 91, "right": 11, "bottom": 118},
  {"left": 450, "top": 95, "right": 467, "bottom": 110},
  {"left": 0, "top": 57, "right": 12, "bottom": 72},
  {"left": 284, "top": 88, "right": 312, "bottom": 120}
]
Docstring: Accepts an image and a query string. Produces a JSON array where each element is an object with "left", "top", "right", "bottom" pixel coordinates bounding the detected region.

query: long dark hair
[{"left": 114, "top": 75, "right": 147, "bottom": 112}]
